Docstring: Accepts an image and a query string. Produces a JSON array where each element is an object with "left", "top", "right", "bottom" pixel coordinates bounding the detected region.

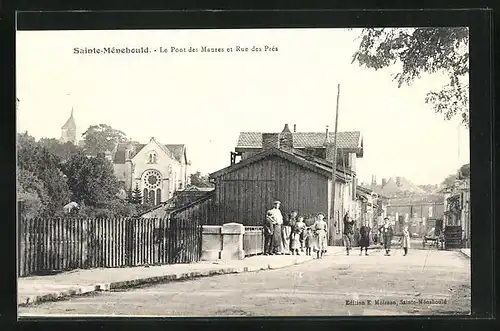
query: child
[
  {"left": 291, "top": 216, "right": 306, "bottom": 255},
  {"left": 313, "top": 213, "right": 328, "bottom": 259},
  {"left": 401, "top": 225, "right": 411, "bottom": 256},
  {"left": 304, "top": 227, "right": 313, "bottom": 256}
]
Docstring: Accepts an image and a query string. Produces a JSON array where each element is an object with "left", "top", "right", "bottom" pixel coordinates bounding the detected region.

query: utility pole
[{"left": 329, "top": 83, "right": 340, "bottom": 246}]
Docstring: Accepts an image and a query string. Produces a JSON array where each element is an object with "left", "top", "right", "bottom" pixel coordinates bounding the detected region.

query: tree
[
  {"left": 17, "top": 167, "right": 50, "bottom": 218},
  {"left": 351, "top": 27, "right": 469, "bottom": 127},
  {"left": 82, "top": 124, "right": 128, "bottom": 156},
  {"left": 442, "top": 173, "right": 457, "bottom": 188},
  {"left": 129, "top": 183, "right": 143, "bottom": 204},
  {"left": 38, "top": 138, "right": 80, "bottom": 161},
  {"left": 189, "top": 171, "right": 214, "bottom": 188},
  {"left": 17, "top": 133, "right": 71, "bottom": 216},
  {"left": 61, "top": 151, "right": 120, "bottom": 206}
]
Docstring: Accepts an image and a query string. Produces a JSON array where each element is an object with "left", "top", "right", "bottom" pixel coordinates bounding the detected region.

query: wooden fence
[
  {"left": 243, "top": 226, "right": 264, "bottom": 256},
  {"left": 18, "top": 217, "right": 201, "bottom": 277}
]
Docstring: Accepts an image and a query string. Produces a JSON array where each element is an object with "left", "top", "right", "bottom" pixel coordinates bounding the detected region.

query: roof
[
  {"left": 183, "top": 186, "right": 215, "bottom": 192},
  {"left": 210, "top": 146, "right": 353, "bottom": 182},
  {"left": 113, "top": 142, "right": 185, "bottom": 164},
  {"left": 357, "top": 185, "right": 375, "bottom": 195},
  {"left": 165, "top": 144, "right": 187, "bottom": 163},
  {"left": 236, "top": 131, "right": 362, "bottom": 149},
  {"left": 387, "top": 195, "right": 444, "bottom": 206},
  {"left": 113, "top": 142, "right": 145, "bottom": 163},
  {"left": 62, "top": 109, "right": 76, "bottom": 129}
]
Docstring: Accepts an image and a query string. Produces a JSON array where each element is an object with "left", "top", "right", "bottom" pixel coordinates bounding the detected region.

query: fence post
[
  {"left": 125, "top": 218, "right": 134, "bottom": 266},
  {"left": 220, "top": 223, "right": 245, "bottom": 260}
]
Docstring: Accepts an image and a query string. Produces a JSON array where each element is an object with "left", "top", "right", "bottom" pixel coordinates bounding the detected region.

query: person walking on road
[
  {"left": 268, "top": 200, "right": 284, "bottom": 255},
  {"left": 400, "top": 224, "right": 411, "bottom": 256},
  {"left": 343, "top": 212, "right": 355, "bottom": 256},
  {"left": 313, "top": 212, "right": 328, "bottom": 259},
  {"left": 380, "top": 217, "right": 394, "bottom": 256},
  {"left": 263, "top": 211, "right": 275, "bottom": 255},
  {"left": 359, "top": 221, "right": 371, "bottom": 256}
]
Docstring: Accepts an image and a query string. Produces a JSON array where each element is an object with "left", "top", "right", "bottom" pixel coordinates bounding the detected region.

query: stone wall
[{"left": 201, "top": 223, "right": 263, "bottom": 261}]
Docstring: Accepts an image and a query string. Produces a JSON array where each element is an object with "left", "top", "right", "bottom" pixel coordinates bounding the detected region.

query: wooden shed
[{"left": 209, "top": 146, "right": 354, "bottom": 242}]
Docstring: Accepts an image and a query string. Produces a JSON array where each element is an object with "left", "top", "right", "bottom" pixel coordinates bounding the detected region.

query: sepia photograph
[{"left": 16, "top": 26, "right": 471, "bottom": 317}]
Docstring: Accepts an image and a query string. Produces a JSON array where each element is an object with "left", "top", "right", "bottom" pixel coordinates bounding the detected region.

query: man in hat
[
  {"left": 268, "top": 200, "right": 284, "bottom": 255},
  {"left": 343, "top": 212, "right": 355, "bottom": 255}
]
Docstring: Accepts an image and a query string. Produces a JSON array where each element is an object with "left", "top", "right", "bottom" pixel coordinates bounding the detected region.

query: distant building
[
  {"left": 60, "top": 108, "right": 77, "bottom": 144},
  {"left": 443, "top": 163, "right": 470, "bottom": 248},
  {"left": 368, "top": 175, "right": 428, "bottom": 198},
  {"left": 112, "top": 137, "right": 188, "bottom": 205}
]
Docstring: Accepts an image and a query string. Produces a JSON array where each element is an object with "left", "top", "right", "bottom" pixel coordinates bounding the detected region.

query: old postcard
[{"left": 16, "top": 26, "right": 471, "bottom": 317}]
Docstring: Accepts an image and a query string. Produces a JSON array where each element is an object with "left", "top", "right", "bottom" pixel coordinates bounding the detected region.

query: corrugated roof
[{"left": 236, "top": 131, "right": 361, "bottom": 149}]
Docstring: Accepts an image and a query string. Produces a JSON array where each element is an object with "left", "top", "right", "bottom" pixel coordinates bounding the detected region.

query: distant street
[{"left": 19, "top": 248, "right": 470, "bottom": 317}]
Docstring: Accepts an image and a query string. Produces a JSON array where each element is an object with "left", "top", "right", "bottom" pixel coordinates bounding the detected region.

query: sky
[{"left": 16, "top": 28, "right": 470, "bottom": 186}]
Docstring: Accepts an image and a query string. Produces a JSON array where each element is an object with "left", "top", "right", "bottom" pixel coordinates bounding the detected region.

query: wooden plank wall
[
  {"left": 214, "top": 156, "right": 329, "bottom": 226},
  {"left": 18, "top": 217, "right": 200, "bottom": 277}
]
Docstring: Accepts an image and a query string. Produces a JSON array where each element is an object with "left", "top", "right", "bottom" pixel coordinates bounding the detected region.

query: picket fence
[{"left": 18, "top": 217, "right": 201, "bottom": 277}]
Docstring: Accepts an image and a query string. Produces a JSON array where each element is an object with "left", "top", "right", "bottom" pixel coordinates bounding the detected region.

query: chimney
[
  {"left": 325, "top": 125, "right": 329, "bottom": 144},
  {"left": 382, "top": 178, "right": 387, "bottom": 187},
  {"left": 262, "top": 133, "right": 280, "bottom": 150},
  {"left": 293, "top": 124, "right": 296, "bottom": 133},
  {"left": 371, "top": 175, "right": 376, "bottom": 186},
  {"left": 279, "top": 124, "right": 293, "bottom": 150},
  {"left": 396, "top": 176, "right": 401, "bottom": 186}
]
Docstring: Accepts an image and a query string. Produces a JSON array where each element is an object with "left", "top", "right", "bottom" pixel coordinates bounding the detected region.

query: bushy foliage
[
  {"left": 17, "top": 132, "right": 138, "bottom": 219},
  {"left": 61, "top": 151, "right": 120, "bottom": 207},
  {"left": 82, "top": 124, "right": 128, "bottom": 156},
  {"left": 189, "top": 171, "right": 214, "bottom": 188},
  {"left": 352, "top": 27, "right": 469, "bottom": 127},
  {"left": 17, "top": 133, "right": 71, "bottom": 217}
]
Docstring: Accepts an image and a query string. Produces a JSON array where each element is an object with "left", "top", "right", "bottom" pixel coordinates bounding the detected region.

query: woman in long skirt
[
  {"left": 281, "top": 217, "right": 292, "bottom": 255},
  {"left": 381, "top": 217, "right": 394, "bottom": 256},
  {"left": 359, "top": 221, "right": 371, "bottom": 256},
  {"left": 401, "top": 225, "right": 411, "bottom": 256}
]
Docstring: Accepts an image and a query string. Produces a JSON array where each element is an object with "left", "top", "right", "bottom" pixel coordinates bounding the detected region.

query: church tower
[{"left": 61, "top": 108, "right": 76, "bottom": 144}]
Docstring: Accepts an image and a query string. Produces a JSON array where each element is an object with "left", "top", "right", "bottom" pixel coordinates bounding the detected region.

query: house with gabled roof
[
  {"left": 207, "top": 124, "right": 365, "bottom": 246},
  {"left": 112, "top": 137, "right": 188, "bottom": 205}
]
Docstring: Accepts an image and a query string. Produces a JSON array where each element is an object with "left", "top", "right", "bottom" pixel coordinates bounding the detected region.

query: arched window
[
  {"left": 148, "top": 151, "right": 157, "bottom": 164},
  {"left": 143, "top": 188, "right": 148, "bottom": 204},
  {"left": 156, "top": 189, "right": 161, "bottom": 205},
  {"left": 149, "top": 190, "right": 155, "bottom": 205}
]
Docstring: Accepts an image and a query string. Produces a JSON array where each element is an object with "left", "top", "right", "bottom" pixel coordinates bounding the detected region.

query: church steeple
[
  {"left": 62, "top": 107, "right": 76, "bottom": 130},
  {"left": 61, "top": 108, "right": 76, "bottom": 144}
]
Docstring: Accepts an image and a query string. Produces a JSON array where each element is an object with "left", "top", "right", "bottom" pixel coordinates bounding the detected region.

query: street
[{"left": 19, "top": 248, "right": 470, "bottom": 317}]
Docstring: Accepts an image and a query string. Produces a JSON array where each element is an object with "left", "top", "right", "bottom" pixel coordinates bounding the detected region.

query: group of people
[
  {"left": 263, "top": 200, "right": 411, "bottom": 258},
  {"left": 263, "top": 200, "right": 328, "bottom": 259},
  {"left": 344, "top": 215, "right": 411, "bottom": 256}
]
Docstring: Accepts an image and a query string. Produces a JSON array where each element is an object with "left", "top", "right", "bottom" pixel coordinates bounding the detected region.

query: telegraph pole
[{"left": 329, "top": 84, "right": 340, "bottom": 246}]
